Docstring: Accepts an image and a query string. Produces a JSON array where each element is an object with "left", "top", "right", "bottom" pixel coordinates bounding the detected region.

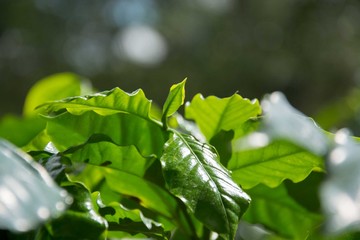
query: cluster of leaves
[{"left": 1, "top": 73, "right": 360, "bottom": 239}]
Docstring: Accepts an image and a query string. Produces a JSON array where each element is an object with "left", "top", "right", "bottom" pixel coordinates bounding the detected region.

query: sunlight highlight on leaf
[
  {"left": 161, "top": 132, "right": 250, "bottom": 239},
  {"left": 162, "top": 79, "right": 186, "bottom": 119},
  {"left": 185, "top": 93, "right": 261, "bottom": 141}
]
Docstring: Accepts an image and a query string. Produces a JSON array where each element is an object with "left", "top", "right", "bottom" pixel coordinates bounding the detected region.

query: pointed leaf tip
[{"left": 162, "top": 79, "right": 187, "bottom": 127}]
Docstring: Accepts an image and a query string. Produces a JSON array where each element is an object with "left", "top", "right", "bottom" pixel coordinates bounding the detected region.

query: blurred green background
[{"left": 1, "top": 0, "right": 360, "bottom": 129}]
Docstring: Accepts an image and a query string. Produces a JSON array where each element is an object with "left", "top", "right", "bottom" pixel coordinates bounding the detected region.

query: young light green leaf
[
  {"left": 0, "top": 139, "right": 72, "bottom": 233},
  {"left": 37, "top": 87, "right": 153, "bottom": 120},
  {"left": 162, "top": 79, "right": 186, "bottom": 124},
  {"left": 185, "top": 93, "right": 261, "bottom": 141},
  {"left": 244, "top": 184, "right": 323, "bottom": 240},
  {"left": 160, "top": 132, "right": 251, "bottom": 240},
  {"left": 229, "top": 140, "right": 325, "bottom": 189},
  {"left": 23, "top": 72, "right": 92, "bottom": 117},
  {"left": 321, "top": 129, "right": 360, "bottom": 235}
]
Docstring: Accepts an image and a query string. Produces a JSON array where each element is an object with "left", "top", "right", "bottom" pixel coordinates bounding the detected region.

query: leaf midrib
[
  {"left": 212, "top": 95, "right": 234, "bottom": 139},
  {"left": 175, "top": 132, "right": 231, "bottom": 233},
  {"left": 230, "top": 149, "right": 318, "bottom": 170}
]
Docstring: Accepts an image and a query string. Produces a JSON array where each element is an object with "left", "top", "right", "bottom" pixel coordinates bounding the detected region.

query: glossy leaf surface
[
  {"left": 185, "top": 93, "right": 261, "bottom": 141},
  {"left": 0, "top": 140, "right": 72, "bottom": 232},
  {"left": 161, "top": 132, "right": 251, "bottom": 239},
  {"left": 229, "top": 140, "right": 325, "bottom": 189},
  {"left": 244, "top": 184, "right": 322, "bottom": 240}
]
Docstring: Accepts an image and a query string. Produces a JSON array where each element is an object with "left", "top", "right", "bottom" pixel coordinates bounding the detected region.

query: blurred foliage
[{"left": 2, "top": 0, "right": 360, "bottom": 121}]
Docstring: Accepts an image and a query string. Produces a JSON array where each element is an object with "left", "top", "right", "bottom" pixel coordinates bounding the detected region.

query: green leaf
[
  {"left": 93, "top": 192, "right": 170, "bottom": 239},
  {"left": 22, "top": 130, "right": 52, "bottom": 152},
  {"left": 48, "top": 183, "right": 108, "bottom": 239},
  {"left": 185, "top": 93, "right": 261, "bottom": 141},
  {"left": 0, "top": 115, "right": 45, "bottom": 147},
  {"left": 102, "top": 167, "right": 194, "bottom": 237},
  {"left": 23, "top": 72, "right": 92, "bottom": 117},
  {"left": 104, "top": 168, "right": 177, "bottom": 219},
  {"left": 0, "top": 139, "right": 72, "bottom": 232},
  {"left": 243, "top": 184, "right": 323, "bottom": 240},
  {"left": 229, "top": 140, "right": 325, "bottom": 189},
  {"left": 209, "top": 130, "right": 234, "bottom": 167},
  {"left": 162, "top": 79, "right": 187, "bottom": 125},
  {"left": 160, "top": 132, "right": 251, "bottom": 239},
  {"left": 320, "top": 129, "right": 360, "bottom": 235},
  {"left": 228, "top": 92, "right": 328, "bottom": 189},
  {"left": 37, "top": 87, "right": 153, "bottom": 120},
  {"left": 44, "top": 111, "right": 167, "bottom": 157},
  {"left": 63, "top": 134, "right": 155, "bottom": 177},
  {"left": 285, "top": 172, "right": 324, "bottom": 213}
]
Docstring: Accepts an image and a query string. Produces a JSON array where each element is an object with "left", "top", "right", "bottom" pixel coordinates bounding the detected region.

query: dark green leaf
[
  {"left": 285, "top": 172, "right": 325, "bottom": 213},
  {"left": 160, "top": 132, "right": 250, "bottom": 239},
  {"left": 209, "top": 130, "right": 234, "bottom": 167},
  {"left": 104, "top": 168, "right": 179, "bottom": 219},
  {"left": 102, "top": 167, "right": 195, "bottom": 237},
  {"left": 93, "top": 192, "right": 170, "bottom": 239},
  {"left": 49, "top": 183, "right": 107, "bottom": 239}
]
